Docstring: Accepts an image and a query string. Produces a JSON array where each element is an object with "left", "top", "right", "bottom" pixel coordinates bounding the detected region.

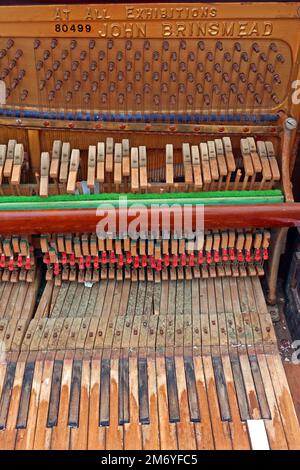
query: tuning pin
[
  {"left": 153, "top": 71, "right": 160, "bottom": 81},
  {"left": 126, "top": 61, "right": 132, "bottom": 72},
  {"left": 82, "top": 71, "right": 89, "bottom": 81},
  {"left": 204, "top": 72, "right": 212, "bottom": 82},
  {"left": 221, "top": 94, "right": 228, "bottom": 104},
  {"left": 6, "top": 39, "right": 14, "bottom": 50},
  {"left": 74, "top": 80, "right": 81, "bottom": 91},
  {"left": 109, "top": 82, "right": 115, "bottom": 92},
  {"left": 80, "top": 50, "right": 87, "bottom": 61},
  {"left": 0, "top": 68, "right": 9, "bottom": 79},
  {"left": 39, "top": 80, "right": 46, "bottom": 91},
  {"left": 136, "top": 93, "right": 142, "bottom": 105},
  {"left": 84, "top": 92, "right": 90, "bottom": 104},
  {"left": 18, "top": 69, "right": 25, "bottom": 80},
  {"left": 43, "top": 50, "right": 50, "bottom": 60},
  {"left": 276, "top": 54, "right": 285, "bottom": 63},
  {"left": 33, "top": 39, "right": 41, "bottom": 50},
  {"left": 15, "top": 49, "right": 23, "bottom": 60},
  {"left": 53, "top": 60, "right": 60, "bottom": 71},
  {"left": 198, "top": 40, "right": 205, "bottom": 50},
  {"left": 257, "top": 73, "right": 264, "bottom": 84},
  {"left": 271, "top": 93, "right": 280, "bottom": 104},
  {"left": 180, "top": 61, "right": 186, "bottom": 72},
  {"left": 206, "top": 52, "right": 214, "bottom": 61},
  {"left": 247, "top": 82, "right": 255, "bottom": 93},
  {"left": 237, "top": 93, "right": 244, "bottom": 104},
  {"left": 232, "top": 62, "right": 239, "bottom": 72},
  {"left": 241, "top": 52, "right": 248, "bottom": 61},
  {"left": 117, "top": 71, "right": 123, "bottom": 81},
  {"left": 171, "top": 52, "right": 177, "bottom": 61},
  {"left": 170, "top": 94, "right": 176, "bottom": 106},
  {"left": 60, "top": 49, "right": 68, "bottom": 61},
  {"left": 264, "top": 83, "right": 272, "bottom": 93},
  {"left": 20, "top": 89, "right": 28, "bottom": 100},
  {"left": 230, "top": 83, "right": 237, "bottom": 93},
  {"left": 250, "top": 63, "right": 257, "bottom": 73},
  {"left": 234, "top": 42, "right": 241, "bottom": 52},
  {"left": 89, "top": 39, "right": 96, "bottom": 49},
  {"left": 144, "top": 61, "right": 150, "bottom": 72},
  {"left": 144, "top": 39, "right": 150, "bottom": 50},
  {"left": 97, "top": 51, "right": 105, "bottom": 62},
  {"left": 45, "top": 69, "right": 52, "bottom": 80},
  {"left": 63, "top": 70, "right": 70, "bottom": 81},
  {"left": 153, "top": 50, "right": 159, "bottom": 61},
  {"left": 273, "top": 73, "right": 281, "bottom": 84},
  {"left": 107, "top": 39, "right": 114, "bottom": 49},
  {"left": 187, "top": 72, "right": 193, "bottom": 83},
  {"left": 222, "top": 72, "right": 229, "bottom": 83},
  {"left": 65, "top": 91, "right": 72, "bottom": 102},
  {"left": 48, "top": 90, "right": 55, "bottom": 101},
  {"left": 260, "top": 52, "right": 267, "bottom": 62},
  {"left": 91, "top": 81, "right": 98, "bottom": 92},
  {"left": 170, "top": 72, "right": 176, "bottom": 82},
  {"left": 269, "top": 42, "right": 278, "bottom": 52},
  {"left": 0, "top": 49, "right": 6, "bottom": 58},
  {"left": 239, "top": 72, "right": 246, "bottom": 83},
  {"left": 178, "top": 83, "right": 185, "bottom": 93},
  {"left": 180, "top": 40, "right": 186, "bottom": 50},
  {"left": 196, "top": 83, "right": 203, "bottom": 93},
  {"left": 101, "top": 93, "right": 107, "bottom": 104},
  {"left": 8, "top": 60, "right": 17, "bottom": 70},
  {"left": 197, "top": 62, "right": 204, "bottom": 72},
  {"left": 252, "top": 42, "right": 260, "bottom": 53},
  {"left": 134, "top": 51, "right": 141, "bottom": 61},
  {"left": 71, "top": 60, "right": 79, "bottom": 71},
  {"left": 70, "top": 40, "right": 77, "bottom": 50},
  {"left": 99, "top": 71, "right": 106, "bottom": 81},
  {"left": 187, "top": 95, "right": 193, "bottom": 105},
  {"left": 125, "top": 40, "right": 132, "bottom": 51},
  {"left": 254, "top": 93, "right": 262, "bottom": 104},
  {"left": 135, "top": 72, "right": 141, "bottom": 82},
  {"left": 204, "top": 94, "right": 210, "bottom": 105},
  {"left": 55, "top": 80, "right": 63, "bottom": 91},
  {"left": 224, "top": 52, "right": 231, "bottom": 62},
  {"left": 161, "top": 82, "right": 168, "bottom": 93},
  {"left": 51, "top": 39, "right": 58, "bottom": 49},
  {"left": 153, "top": 94, "right": 160, "bottom": 105},
  {"left": 90, "top": 61, "right": 97, "bottom": 71},
  {"left": 126, "top": 83, "right": 133, "bottom": 93},
  {"left": 144, "top": 83, "right": 151, "bottom": 93},
  {"left": 11, "top": 78, "right": 19, "bottom": 90},
  {"left": 213, "top": 84, "right": 220, "bottom": 95},
  {"left": 162, "top": 61, "right": 168, "bottom": 72},
  {"left": 267, "top": 63, "right": 275, "bottom": 73},
  {"left": 214, "top": 63, "right": 221, "bottom": 73},
  {"left": 108, "top": 61, "right": 114, "bottom": 72},
  {"left": 118, "top": 93, "right": 124, "bottom": 104}
]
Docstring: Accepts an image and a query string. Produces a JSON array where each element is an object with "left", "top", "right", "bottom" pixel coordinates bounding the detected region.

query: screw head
[{"left": 285, "top": 117, "right": 297, "bottom": 130}]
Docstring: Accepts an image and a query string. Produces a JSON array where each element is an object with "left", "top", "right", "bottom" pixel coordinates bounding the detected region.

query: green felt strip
[{"left": 0, "top": 189, "right": 284, "bottom": 210}]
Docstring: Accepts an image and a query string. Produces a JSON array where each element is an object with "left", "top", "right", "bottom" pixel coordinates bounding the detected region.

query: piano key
[
  {"left": 175, "top": 355, "right": 197, "bottom": 449},
  {"left": 70, "top": 356, "right": 90, "bottom": 450},
  {"left": 247, "top": 419, "right": 270, "bottom": 450},
  {"left": 165, "top": 356, "right": 180, "bottom": 423},
  {"left": 47, "top": 359, "right": 63, "bottom": 427},
  {"left": 212, "top": 356, "right": 231, "bottom": 422},
  {"left": 0, "top": 358, "right": 26, "bottom": 449},
  {"left": 118, "top": 356, "right": 129, "bottom": 424},
  {"left": 156, "top": 355, "right": 178, "bottom": 449},
  {"left": 15, "top": 353, "right": 43, "bottom": 450},
  {"left": 184, "top": 356, "right": 201, "bottom": 422},
  {"left": 51, "top": 354, "right": 73, "bottom": 449},
  {"left": 87, "top": 353, "right": 105, "bottom": 450},
  {"left": 138, "top": 357, "right": 150, "bottom": 424},
  {"left": 124, "top": 355, "right": 142, "bottom": 450},
  {"left": 99, "top": 358, "right": 110, "bottom": 426},
  {"left": 0, "top": 361, "right": 16, "bottom": 430},
  {"left": 230, "top": 355, "right": 250, "bottom": 421},
  {"left": 239, "top": 355, "right": 261, "bottom": 420},
  {"left": 16, "top": 360, "right": 35, "bottom": 429},
  {"left": 249, "top": 355, "right": 271, "bottom": 419},
  {"left": 33, "top": 353, "right": 55, "bottom": 449},
  {"left": 141, "top": 355, "right": 159, "bottom": 449},
  {"left": 106, "top": 356, "right": 123, "bottom": 449},
  {"left": 68, "top": 359, "right": 82, "bottom": 428}
]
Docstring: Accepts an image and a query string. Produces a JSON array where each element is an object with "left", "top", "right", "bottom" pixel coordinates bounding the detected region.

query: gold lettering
[
  {"left": 210, "top": 8, "right": 217, "bottom": 17},
  {"left": 263, "top": 22, "right": 273, "bottom": 36},
  {"left": 136, "top": 23, "right": 146, "bottom": 37},
  {"left": 222, "top": 22, "right": 234, "bottom": 36},
  {"left": 249, "top": 22, "right": 259, "bottom": 36},
  {"left": 239, "top": 22, "right": 248, "bottom": 37},
  {"left": 162, "top": 23, "right": 172, "bottom": 37},
  {"left": 208, "top": 22, "right": 219, "bottom": 36},
  {"left": 176, "top": 23, "right": 186, "bottom": 37},
  {"left": 126, "top": 8, "right": 134, "bottom": 19},
  {"left": 111, "top": 24, "right": 121, "bottom": 37},
  {"left": 85, "top": 7, "right": 93, "bottom": 20},
  {"left": 196, "top": 23, "right": 207, "bottom": 36},
  {"left": 54, "top": 8, "right": 61, "bottom": 21}
]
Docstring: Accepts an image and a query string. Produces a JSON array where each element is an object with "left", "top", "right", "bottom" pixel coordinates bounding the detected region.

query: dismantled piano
[{"left": 0, "top": 1, "right": 300, "bottom": 450}]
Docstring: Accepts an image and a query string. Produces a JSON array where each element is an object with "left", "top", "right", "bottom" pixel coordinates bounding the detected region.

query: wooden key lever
[
  {"left": 3, "top": 139, "right": 16, "bottom": 179},
  {"left": 114, "top": 143, "right": 122, "bottom": 185},
  {"left": 96, "top": 142, "right": 105, "bottom": 183},
  {"left": 0, "top": 144, "right": 7, "bottom": 190},
  {"left": 139, "top": 145, "right": 147, "bottom": 190},
  {"left": 87, "top": 145, "right": 96, "bottom": 189},
  {"left": 11, "top": 143, "right": 24, "bottom": 186},
  {"left": 50, "top": 140, "right": 62, "bottom": 179},
  {"left": 40, "top": 152, "right": 50, "bottom": 198},
  {"left": 131, "top": 147, "right": 139, "bottom": 192},
  {"left": 67, "top": 149, "right": 80, "bottom": 193},
  {"left": 165, "top": 144, "right": 174, "bottom": 186},
  {"left": 59, "top": 142, "right": 71, "bottom": 183}
]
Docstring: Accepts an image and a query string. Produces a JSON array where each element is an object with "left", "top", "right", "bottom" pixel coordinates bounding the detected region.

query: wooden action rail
[{"left": 0, "top": 276, "right": 299, "bottom": 450}]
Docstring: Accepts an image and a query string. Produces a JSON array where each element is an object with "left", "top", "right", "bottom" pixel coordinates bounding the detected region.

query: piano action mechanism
[{"left": 0, "top": 1, "right": 300, "bottom": 450}]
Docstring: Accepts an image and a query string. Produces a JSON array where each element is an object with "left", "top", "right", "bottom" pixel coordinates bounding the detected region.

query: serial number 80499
[{"left": 55, "top": 24, "right": 92, "bottom": 33}]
